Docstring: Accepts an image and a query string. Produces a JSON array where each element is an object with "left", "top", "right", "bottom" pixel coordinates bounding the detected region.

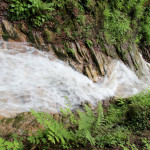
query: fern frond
[{"left": 95, "top": 102, "right": 103, "bottom": 128}]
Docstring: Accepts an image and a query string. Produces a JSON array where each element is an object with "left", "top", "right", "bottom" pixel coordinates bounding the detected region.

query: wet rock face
[
  {"left": 0, "top": 24, "right": 3, "bottom": 38},
  {"left": 1, "top": 20, "right": 27, "bottom": 42},
  {"left": 0, "top": 20, "right": 149, "bottom": 82},
  {"left": 141, "top": 46, "right": 150, "bottom": 63}
]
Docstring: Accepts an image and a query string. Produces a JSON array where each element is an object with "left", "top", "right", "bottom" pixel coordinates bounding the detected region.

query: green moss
[
  {"left": 43, "top": 29, "right": 56, "bottom": 43},
  {"left": 12, "top": 114, "right": 25, "bottom": 128},
  {"left": 134, "top": 63, "right": 139, "bottom": 70},
  {"left": 27, "top": 30, "right": 36, "bottom": 44},
  {"left": 115, "top": 45, "right": 128, "bottom": 62},
  {"left": 5, "top": 118, "right": 14, "bottom": 125},
  {"left": 63, "top": 42, "right": 75, "bottom": 59},
  {"left": 52, "top": 44, "right": 67, "bottom": 59},
  {"left": 1, "top": 23, "right": 10, "bottom": 41}
]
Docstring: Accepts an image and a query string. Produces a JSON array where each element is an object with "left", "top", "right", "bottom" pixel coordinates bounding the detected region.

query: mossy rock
[
  {"left": 1, "top": 20, "right": 19, "bottom": 41},
  {"left": 27, "top": 30, "right": 36, "bottom": 44},
  {"left": 43, "top": 29, "right": 56, "bottom": 43},
  {"left": 52, "top": 44, "right": 68, "bottom": 59}
]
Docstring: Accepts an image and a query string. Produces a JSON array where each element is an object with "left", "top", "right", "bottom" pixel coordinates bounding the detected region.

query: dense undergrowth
[
  {"left": 8, "top": 0, "right": 150, "bottom": 46},
  {"left": 0, "top": 90, "right": 150, "bottom": 150}
]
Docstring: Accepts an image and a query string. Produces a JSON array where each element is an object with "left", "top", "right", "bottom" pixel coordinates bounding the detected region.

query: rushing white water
[
  {"left": 101, "top": 60, "right": 149, "bottom": 97},
  {"left": 0, "top": 41, "right": 150, "bottom": 117}
]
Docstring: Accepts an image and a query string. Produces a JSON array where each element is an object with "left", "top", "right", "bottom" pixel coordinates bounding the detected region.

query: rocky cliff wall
[{"left": 0, "top": 19, "right": 148, "bottom": 82}]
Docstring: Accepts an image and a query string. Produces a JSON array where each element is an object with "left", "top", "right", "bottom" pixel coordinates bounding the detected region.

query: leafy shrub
[
  {"left": 103, "top": 8, "right": 131, "bottom": 44},
  {"left": 0, "top": 137, "right": 23, "bottom": 150},
  {"left": 96, "top": 127, "right": 130, "bottom": 148},
  {"left": 125, "top": 90, "right": 150, "bottom": 130},
  {"left": 8, "top": 0, "right": 54, "bottom": 26},
  {"left": 125, "top": 104, "right": 149, "bottom": 130},
  {"left": 8, "top": 0, "right": 149, "bottom": 46}
]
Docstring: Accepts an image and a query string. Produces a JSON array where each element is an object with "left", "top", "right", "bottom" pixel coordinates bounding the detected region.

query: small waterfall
[
  {"left": 0, "top": 41, "right": 149, "bottom": 117},
  {"left": 101, "top": 60, "right": 149, "bottom": 97}
]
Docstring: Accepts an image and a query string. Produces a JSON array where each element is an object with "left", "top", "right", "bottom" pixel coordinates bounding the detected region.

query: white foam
[
  {"left": 0, "top": 41, "right": 149, "bottom": 117},
  {"left": 100, "top": 60, "right": 148, "bottom": 98}
]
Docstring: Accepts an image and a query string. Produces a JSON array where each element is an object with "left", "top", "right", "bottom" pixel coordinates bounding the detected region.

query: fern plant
[
  {"left": 30, "top": 102, "right": 103, "bottom": 149},
  {"left": 76, "top": 102, "right": 103, "bottom": 146},
  {"left": 142, "top": 138, "right": 150, "bottom": 150},
  {"left": 30, "top": 110, "right": 74, "bottom": 149}
]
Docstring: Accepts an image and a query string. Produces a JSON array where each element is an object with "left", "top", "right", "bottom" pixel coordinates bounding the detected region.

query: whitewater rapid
[{"left": 0, "top": 41, "right": 150, "bottom": 117}]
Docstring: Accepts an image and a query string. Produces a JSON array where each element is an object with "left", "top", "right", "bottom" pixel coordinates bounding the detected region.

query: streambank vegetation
[
  {"left": 7, "top": 0, "right": 150, "bottom": 46},
  {"left": 0, "top": 90, "right": 150, "bottom": 150}
]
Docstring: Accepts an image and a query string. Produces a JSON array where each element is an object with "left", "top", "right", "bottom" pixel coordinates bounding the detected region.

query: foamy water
[{"left": 0, "top": 41, "right": 149, "bottom": 117}]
